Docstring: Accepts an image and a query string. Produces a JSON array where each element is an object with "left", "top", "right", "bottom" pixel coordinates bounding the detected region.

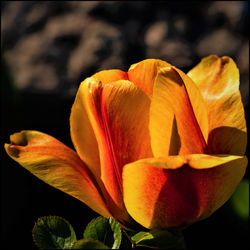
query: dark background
[{"left": 1, "top": 1, "right": 249, "bottom": 249}]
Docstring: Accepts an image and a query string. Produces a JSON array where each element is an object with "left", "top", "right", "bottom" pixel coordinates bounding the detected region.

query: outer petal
[
  {"left": 150, "top": 66, "right": 208, "bottom": 156},
  {"left": 123, "top": 154, "right": 247, "bottom": 229},
  {"left": 70, "top": 77, "right": 152, "bottom": 225},
  {"left": 91, "top": 69, "right": 128, "bottom": 84},
  {"left": 4, "top": 130, "right": 111, "bottom": 218},
  {"left": 70, "top": 70, "right": 128, "bottom": 180},
  {"left": 101, "top": 80, "right": 153, "bottom": 174},
  {"left": 128, "top": 59, "right": 171, "bottom": 96},
  {"left": 187, "top": 55, "right": 247, "bottom": 155}
]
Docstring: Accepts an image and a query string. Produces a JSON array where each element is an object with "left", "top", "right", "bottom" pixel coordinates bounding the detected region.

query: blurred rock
[
  {"left": 196, "top": 29, "right": 240, "bottom": 57},
  {"left": 67, "top": 20, "right": 123, "bottom": 83},
  {"left": 207, "top": 1, "right": 244, "bottom": 28},
  {"left": 66, "top": 1, "right": 99, "bottom": 13},
  {"left": 145, "top": 21, "right": 168, "bottom": 48},
  {"left": 144, "top": 20, "right": 192, "bottom": 68},
  {"left": 4, "top": 31, "right": 55, "bottom": 89},
  {"left": 236, "top": 41, "right": 249, "bottom": 73},
  {"left": 160, "top": 40, "right": 192, "bottom": 68},
  {"left": 237, "top": 41, "right": 249, "bottom": 107},
  {"left": 1, "top": 1, "right": 248, "bottom": 101},
  {"left": 173, "top": 16, "right": 186, "bottom": 35},
  {"left": 146, "top": 37, "right": 192, "bottom": 68},
  {"left": 2, "top": 2, "right": 124, "bottom": 95}
]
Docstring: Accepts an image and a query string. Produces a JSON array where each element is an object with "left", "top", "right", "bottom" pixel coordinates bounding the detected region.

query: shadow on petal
[
  {"left": 150, "top": 166, "right": 200, "bottom": 229},
  {"left": 168, "top": 115, "right": 181, "bottom": 155},
  {"left": 207, "top": 126, "right": 247, "bottom": 155}
]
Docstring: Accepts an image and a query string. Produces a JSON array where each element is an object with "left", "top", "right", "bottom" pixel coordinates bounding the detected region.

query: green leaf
[
  {"left": 108, "top": 218, "right": 122, "bottom": 249},
  {"left": 71, "top": 239, "right": 109, "bottom": 249},
  {"left": 83, "top": 217, "right": 122, "bottom": 249},
  {"left": 231, "top": 179, "right": 249, "bottom": 220},
  {"left": 131, "top": 229, "right": 186, "bottom": 249},
  {"left": 32, "top": 216, "right": 77, "bottom": 249},
  {"left": 131, "top": 231, "right": 148, "bottom": 242}
]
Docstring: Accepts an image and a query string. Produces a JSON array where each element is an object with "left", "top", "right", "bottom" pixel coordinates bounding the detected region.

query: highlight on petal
[
  {"left": 149, "top": 66, "right": 208, "bottom": 156},
  {"left": 123, "top": 154, "right": 247, "bottom": 229},
  {"left": 70, "top": 78, "right": 102, "bottom": 181},
  {"left": 70, "top": 77, "right": 152, "bottom": 225},
  {"left": 128, "top": 59, "right": 171, "bottom": 96},
  {"left": 4, "top": 130, "right": 111, "bottom": 218},
  {"left": 91, "top": 69, "right": 128, "bottom": 84},
  {"left": 186, "top": 154, "right": 246, "bottom": 169},
  {"left": 187, "top": 55, "right": 247, "bottom": 155}
]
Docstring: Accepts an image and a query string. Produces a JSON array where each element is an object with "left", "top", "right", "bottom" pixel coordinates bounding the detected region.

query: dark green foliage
[
  {"left": 131, "top": 229, "right": 186, "bottom": 249},
  {"left": 32, "top": 216, "right": 77, "bottom": 249},
  {"left": 83, "top": 216, "right": 122, "bottom": 249},
  {"left": 72, "top": 238, "right": 109, "bottom": 249}
]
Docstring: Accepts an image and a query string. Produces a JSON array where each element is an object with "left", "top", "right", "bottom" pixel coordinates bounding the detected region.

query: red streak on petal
[
  {"left": 100, "top": 89, "right": 123, "bottom": 193},
  {"left": 92, "top": 81, "right": 123, "bottom": 198}
]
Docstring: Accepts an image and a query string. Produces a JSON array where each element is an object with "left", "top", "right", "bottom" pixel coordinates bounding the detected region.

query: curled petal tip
[
  {"left": 10, "top": 131, "right": 28, "bottom": 146},
  {"left": 5, "top": 143, "right": 20, "bottom": 158}
]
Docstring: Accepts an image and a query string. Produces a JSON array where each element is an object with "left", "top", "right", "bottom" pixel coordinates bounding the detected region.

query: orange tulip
[{"left": 5, "top": 55, "right": 247, "bottom": 230}]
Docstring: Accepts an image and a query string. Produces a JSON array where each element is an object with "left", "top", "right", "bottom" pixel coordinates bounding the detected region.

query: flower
[{"left": 5, "top": 55, "right": 247, "bottom": 230}]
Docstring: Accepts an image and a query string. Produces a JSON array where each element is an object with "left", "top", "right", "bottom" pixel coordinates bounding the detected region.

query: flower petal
[
  {"left": 70, "top": 77, "right": 152, "bottom": 225},
  {"left": 128, "top": 59, "right": 170, "bottom": 96},
  {"left": 150, "top": 66, "right": 208, "bottom": 156},
  {"left": 123, "top": 154, "right": 247, "bottom": 229},
  {"left": 187, "top": 55, "right": 247, "bottom": 155},
  {"left": 70, "top": 78, "right": 101, "bottom": 182},
  {"left": 4, "top": 130, "right": 111, "bottom": 218},
  {"left": 91, "top": 69, "right": 128, "bottom": 84},
  {"left": 70, "top": 70, "right": 128, "bottom": 181}
]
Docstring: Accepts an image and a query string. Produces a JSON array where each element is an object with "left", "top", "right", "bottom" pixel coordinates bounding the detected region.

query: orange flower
[{"left": 5, "top": 55, "right": 247, "bottom": 230}]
